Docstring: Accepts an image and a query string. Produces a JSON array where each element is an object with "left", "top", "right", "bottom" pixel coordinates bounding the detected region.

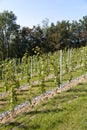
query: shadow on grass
[
  {"left": 66, "top": 85, "right": 87, "bottom": 93},
  {"left": 1, "top": 108, "right": 63, "bottom": 130},
  {"left": 20, "top": 89, "right": 29, "bottom": 92},
  {"left": 7, "top": 121, "right": 28, "bottom": 130},
  {"left": 24, "top": 107, "right": 63, "bottom": 117},
  {"left": 2, "top": 119, "right": 41, "bottom": 130}
]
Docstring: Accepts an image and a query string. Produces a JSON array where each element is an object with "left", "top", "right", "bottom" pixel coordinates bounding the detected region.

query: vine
[{"left": 2, "top": 59, "right": 20, "bottom": 114}]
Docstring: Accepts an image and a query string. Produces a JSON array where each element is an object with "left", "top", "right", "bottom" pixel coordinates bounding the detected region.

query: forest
[{"left": 0, "top": 10, "right": 87, "bottom": 60}]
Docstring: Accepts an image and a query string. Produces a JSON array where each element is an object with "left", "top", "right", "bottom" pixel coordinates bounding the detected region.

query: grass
[
  {"left": 0, "top": 82, "right": 87, "bottom": 130},
  {"left": 0, "top": 65, "right": 86, "bottom": 113}
]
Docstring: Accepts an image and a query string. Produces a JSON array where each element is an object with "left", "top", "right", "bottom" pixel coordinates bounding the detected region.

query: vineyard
[{"left": 0, "top": 46, "right": 87, "bottom": 125}]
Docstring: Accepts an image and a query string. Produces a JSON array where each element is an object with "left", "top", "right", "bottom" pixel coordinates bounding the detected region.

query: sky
[{"left": 0, "top": 0, "right": 87, "bottom": 28}]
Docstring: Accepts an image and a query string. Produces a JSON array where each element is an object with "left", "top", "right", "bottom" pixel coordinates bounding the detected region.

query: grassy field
[{"left": 0, "top": 82, "right": 87, "bottom": 130}]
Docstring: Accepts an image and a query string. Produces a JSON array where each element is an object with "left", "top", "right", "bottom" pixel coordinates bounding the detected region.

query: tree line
[{"left": 0, "top": 10, "right": 87, "bottom": 60}]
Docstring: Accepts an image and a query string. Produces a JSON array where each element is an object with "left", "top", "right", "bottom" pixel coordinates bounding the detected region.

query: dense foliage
[
  {"left": 0, "top": 11, "right": 87, "bottom": 59},
  {"left": 0, "top": 46, "right": 86, "bottom": 114}
]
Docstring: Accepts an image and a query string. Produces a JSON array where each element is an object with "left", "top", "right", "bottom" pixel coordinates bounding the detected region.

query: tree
[
  {"left": 46, "top": 22, "right": 57, "bottom": 51},
  {"left": 28, "top": 25, "right": 45, "bottom": 55},
  {"left": 70, "top": 20, "right": 82, "bottom": 47},
  {"left": 79, "top": 16, "right": 87, "bottom": 45},
  {"left": 55, "top": 20, "right": 71, "bottom": 49},
  {"left": 10, "top": 27, "right": 32, "bottom": 58},
  {"left": 0, "top": 10, "right": 20, "bottom": 60}
]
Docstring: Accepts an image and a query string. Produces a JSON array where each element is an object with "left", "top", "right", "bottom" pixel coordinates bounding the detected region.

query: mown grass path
[{"left": 0, "top": 81, "right": 87, "bottom": 130}]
